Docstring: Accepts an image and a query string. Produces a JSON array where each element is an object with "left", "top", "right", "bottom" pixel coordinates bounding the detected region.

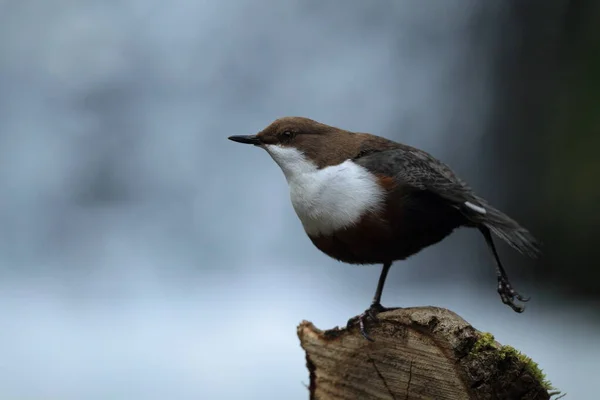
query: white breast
[{"left": 264, "top": 145, "right": 385, "bottom": 236}]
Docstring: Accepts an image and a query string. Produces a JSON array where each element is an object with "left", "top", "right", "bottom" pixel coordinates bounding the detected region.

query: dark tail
[{"left": 465, "top": 196, "right": 541, "bottom": 258}]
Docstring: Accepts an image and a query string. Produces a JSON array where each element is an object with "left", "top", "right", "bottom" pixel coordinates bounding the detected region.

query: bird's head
[{"left": 228, "top": 117, "right": 362, "bottom": 175}]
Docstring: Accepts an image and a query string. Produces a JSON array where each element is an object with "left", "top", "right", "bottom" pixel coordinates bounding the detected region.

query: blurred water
[{"left": 0, "top": 0, "right": 596, "bottom": 399}]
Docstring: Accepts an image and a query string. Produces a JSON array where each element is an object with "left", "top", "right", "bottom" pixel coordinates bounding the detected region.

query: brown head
[{"left": 228, "top": 116, "right": 366, "bottom": 168}]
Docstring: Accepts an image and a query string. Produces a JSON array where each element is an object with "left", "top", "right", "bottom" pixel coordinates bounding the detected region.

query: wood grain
[{"left": 297, "top": 307, "right": 553, "bottom": 400}]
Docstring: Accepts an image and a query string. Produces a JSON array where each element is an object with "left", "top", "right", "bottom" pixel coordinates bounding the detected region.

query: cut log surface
[{"left": 297, "top": 307, "right": 553, "bottom": 400}]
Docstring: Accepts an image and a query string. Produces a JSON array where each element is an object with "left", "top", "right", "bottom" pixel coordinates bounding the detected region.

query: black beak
[{"left": 228, "top": 135, "right": 261, "bottom": 145}]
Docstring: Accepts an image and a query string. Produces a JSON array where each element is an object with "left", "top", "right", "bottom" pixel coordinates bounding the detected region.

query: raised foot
[
  {"left": 498, "top": 276, "right": 530, "bottom": 313},
  {"left": 347, "top": 303, "right": 393, "bottom": 342}
]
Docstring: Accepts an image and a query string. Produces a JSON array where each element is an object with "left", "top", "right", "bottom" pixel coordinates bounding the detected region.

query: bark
[{"left": 298, "top": 307, "right": 557, "bottom": 400}]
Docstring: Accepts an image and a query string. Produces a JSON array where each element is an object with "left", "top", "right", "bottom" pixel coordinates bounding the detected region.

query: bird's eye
[{"left": 281, "top": 131, "right": 294, "bottom": 139}]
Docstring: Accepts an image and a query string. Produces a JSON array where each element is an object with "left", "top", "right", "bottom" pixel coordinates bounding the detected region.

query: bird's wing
[
  {"left": 352, "top": 145, "right": 483, "bottom": 212},
  {"left": 353, "top": 145, "right": 541, "bottom": 257}
]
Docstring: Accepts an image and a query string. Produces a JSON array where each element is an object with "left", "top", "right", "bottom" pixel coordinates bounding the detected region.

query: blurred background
[{"left": 0, "top": 0, "right": 598, "bottom": 399}]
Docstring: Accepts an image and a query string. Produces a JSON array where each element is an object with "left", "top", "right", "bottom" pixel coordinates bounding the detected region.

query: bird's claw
[
  {"left": 497, "top": 276, "right": 530, "bottom": 313},
  {"left": 347, "top": 303, "right": 389, "bottom": 342}
]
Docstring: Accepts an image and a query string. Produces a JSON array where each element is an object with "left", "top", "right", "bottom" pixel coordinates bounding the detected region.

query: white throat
[{"left": 264, "top": 144, "right": 384, "bottom": 236}]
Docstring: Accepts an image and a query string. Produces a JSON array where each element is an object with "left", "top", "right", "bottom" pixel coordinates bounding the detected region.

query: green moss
[
  {"left": 499, "top": 344, "right": 553, "bottom": 391},
  {"left": 471, "top": 332, "right": 496, "bottom": 354},
  {"left": 470, "top": 332, "right": 555, "bottom": 392}
]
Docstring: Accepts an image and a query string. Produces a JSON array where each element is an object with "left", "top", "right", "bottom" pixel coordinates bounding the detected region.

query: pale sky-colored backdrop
[{"left": 0, "top": 1, "right": 597, "bottom": 399}]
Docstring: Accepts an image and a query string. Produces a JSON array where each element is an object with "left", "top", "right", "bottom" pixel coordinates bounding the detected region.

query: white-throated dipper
[{"left": 228, "top": 117, "right": 540, "bottom": 340}]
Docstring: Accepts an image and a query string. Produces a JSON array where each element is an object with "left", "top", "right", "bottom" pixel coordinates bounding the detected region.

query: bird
[{"left": 228, "top": 116, "right": 540, "bottom": 341}]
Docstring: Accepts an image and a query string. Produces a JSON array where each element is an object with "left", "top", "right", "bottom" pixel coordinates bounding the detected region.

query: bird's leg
[
  {"left": 369, "top": 260, "right": 392, "bottom": 311},
  {"left": 354, "top": 261, "right": 393, "bottom": 341},
  {"left": 479, "top": 227, "right": 530, "bottom": 312}
]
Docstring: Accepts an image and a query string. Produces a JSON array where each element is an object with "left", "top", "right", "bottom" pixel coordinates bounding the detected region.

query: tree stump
[{"left": 298, "top": 306, "right": 558, "bottom": 400}]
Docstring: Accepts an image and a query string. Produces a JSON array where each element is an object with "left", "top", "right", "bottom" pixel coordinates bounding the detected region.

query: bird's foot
[
  {"left": 347, "top": 302, "right": 391, "bottom": 342},
  {"left": 498, "top": 275, "right": 530, "bottom": 313}
]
